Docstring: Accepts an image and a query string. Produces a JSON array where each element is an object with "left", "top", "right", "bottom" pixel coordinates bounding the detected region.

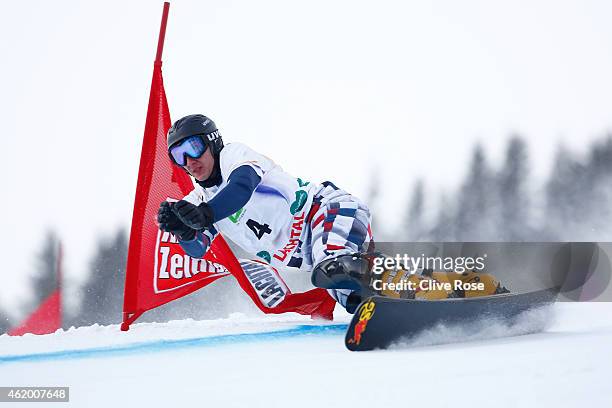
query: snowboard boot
[
  {"left": 312, "top": 253, "right": 383, "bottom": 314},
  {"left": 311, "top": 252, "right": 378, "bottom": 293}
]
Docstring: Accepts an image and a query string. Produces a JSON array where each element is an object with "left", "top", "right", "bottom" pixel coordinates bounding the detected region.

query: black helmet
[{"left": 167, "top": 114, "right": 224, "bottom": 154}]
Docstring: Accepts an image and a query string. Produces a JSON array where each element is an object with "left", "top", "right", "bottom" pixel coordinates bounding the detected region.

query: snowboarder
[{"left": 157, "top": 114, "right": 507, "bottom": 313}]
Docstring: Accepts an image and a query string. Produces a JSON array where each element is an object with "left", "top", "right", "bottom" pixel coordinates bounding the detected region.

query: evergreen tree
[
  {"left": 0, "top": 306, "right": 10, "bottom": 334},
  {"left": 545, "top": 146, "right": 587, "bottom": 239},
  {"left": 455, "top": 144, "right": 496, "bottom": 240},
  {"left": 582, "top": 134, "right": 612, "bottom": 239},
  {"left": 365, "top": 166, "right": 384, "bottom": 238},
  {"left": 429, "top": 193, "right": 455, "bottom": 241},
  {"left": 402, "top": 179, "right": 425, "bottom": 240},
  {"left": 497, "top": 136, "right": 530, "bottom": 240},
  {"left": 588, "top": 134, "right": 612, "bottom": 176},
  {"left": 25, "top": 230, "right": 60, "bottom": 316},
  {"left": 71, "top": 228, "right": 128, "bottom": 327}
]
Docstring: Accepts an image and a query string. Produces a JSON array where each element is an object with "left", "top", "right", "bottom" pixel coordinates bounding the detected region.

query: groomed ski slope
[{"left": 0, "top": 303, "right": 610, "bottom": 408}]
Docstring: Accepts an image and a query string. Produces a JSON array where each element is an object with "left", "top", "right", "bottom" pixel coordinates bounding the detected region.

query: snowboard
[{"left": 345, "top": 287, "right": 559, "bottom": 351}]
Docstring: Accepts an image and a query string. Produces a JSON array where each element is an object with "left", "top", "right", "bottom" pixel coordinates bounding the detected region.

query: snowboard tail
[{"left": 345, "top": 287, "right": 559, "bottom": 351}]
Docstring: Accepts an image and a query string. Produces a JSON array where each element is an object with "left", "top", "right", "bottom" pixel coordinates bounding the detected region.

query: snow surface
[{"left": 1, "top": 303, "right": 611, "bottom": 408}]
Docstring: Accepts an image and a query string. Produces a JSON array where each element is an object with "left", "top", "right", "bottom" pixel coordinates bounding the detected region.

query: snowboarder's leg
[
  {"left": 326, "top": 288, "right": 363, "bottom": 315},
  {"left": 306, "top": 183, "right": 456, "bottom": 308},
  {"left": 307, "top": 183, "right": 374, "bottom": 312}
]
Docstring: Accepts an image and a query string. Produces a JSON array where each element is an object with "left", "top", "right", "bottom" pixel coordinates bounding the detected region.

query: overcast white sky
[{"left": 1, "top": 0, "right": 611, "bottom": 318}]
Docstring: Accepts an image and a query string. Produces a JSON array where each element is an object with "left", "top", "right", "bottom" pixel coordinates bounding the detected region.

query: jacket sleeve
[
  {"left": 207, "top": 165, "right": 262, "bottom": 222},
  {"left": 179, "top": 227, "right": 217, "bottom": 258}
]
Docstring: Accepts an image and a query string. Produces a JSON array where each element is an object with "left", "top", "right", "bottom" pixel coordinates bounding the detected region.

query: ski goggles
[{"left": 169, "top": 135, "right": 208, "bottom": 166}]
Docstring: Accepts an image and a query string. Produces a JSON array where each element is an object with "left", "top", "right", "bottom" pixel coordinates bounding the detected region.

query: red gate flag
[
  {"left": 9, "top": 242, "right": 62, "bottom": 336},
  {"left": 122, "top": 3, "right": 335, "bottom": 330},
  {"left": 122, "top": 2, "right": 234, "bottom": 330}
]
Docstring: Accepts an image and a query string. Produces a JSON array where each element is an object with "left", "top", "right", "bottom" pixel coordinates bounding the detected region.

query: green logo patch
[
  {"left": 290, "top": 190, "right": 308, "bottom": 215},
  {"left": 228, "top": 208, "right": 245, "bottom": 223},
  {"left": 257, "top": 251, "right": 272, "bottom": 263}
]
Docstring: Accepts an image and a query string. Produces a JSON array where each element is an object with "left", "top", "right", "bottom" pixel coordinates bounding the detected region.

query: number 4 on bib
[{"left": 246, "top": 219, "right": 272, "bottom": 239}]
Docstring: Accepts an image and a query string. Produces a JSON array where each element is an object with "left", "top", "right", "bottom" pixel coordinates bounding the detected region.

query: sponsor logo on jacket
[{"left": 273, "top": 213, "right": 305, "bottom": 262}]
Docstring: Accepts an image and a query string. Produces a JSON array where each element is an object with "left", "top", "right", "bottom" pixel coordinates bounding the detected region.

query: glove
[
  {"left": 157, "top": 201, "right": 196, "bottom": 240},
  {"left": 172, "top": 200, "right": 214, "bottom": 230}
]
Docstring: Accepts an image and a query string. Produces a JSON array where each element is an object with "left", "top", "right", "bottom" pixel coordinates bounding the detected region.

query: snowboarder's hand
[
  {"left": 157, "top": 201, "right": 196, "bottom": 240},
  {"left": 172, "top": 200, "right": 214, "bottom": 231}
]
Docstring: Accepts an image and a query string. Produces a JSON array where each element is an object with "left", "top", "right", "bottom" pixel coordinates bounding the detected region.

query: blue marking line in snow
[{"left": 0, "top": 324, "right": 348, "bottom": 365}]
